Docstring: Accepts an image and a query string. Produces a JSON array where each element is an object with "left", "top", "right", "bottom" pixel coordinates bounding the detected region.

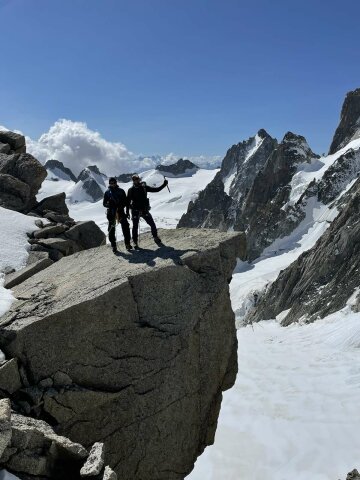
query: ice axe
[{"left": 163, "top": 175, "right": 171, "bottom": 193}]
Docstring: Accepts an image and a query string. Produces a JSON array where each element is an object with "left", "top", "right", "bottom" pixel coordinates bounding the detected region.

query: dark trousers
[
  {"left": 107, "top": 211, "right": 131, "bottom": 246},
  {"left": 131, "top": 210, "right": 157, "bottom": 243}
]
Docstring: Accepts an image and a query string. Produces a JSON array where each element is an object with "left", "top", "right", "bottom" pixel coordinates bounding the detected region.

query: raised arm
[{"left": 146, "top": 179, "right": 168, "bottom": 193}]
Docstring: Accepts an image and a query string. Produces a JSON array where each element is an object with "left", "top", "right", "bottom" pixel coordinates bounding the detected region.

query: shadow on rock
[{"left": 117, "top": 242, "right": 198, "bottom": 267}]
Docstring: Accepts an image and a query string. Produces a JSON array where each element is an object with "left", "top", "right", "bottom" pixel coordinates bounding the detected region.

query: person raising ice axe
[{"left": 127, "top": 174, "right": 168, "bottom": 248}]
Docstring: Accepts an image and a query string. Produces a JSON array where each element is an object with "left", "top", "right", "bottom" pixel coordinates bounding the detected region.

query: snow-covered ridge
[
  {"left": 223, "top": 133, "right": 265, "bottom": 195},
  {"left": 286, "top": 137, "right": 360, "bottom": 206}
]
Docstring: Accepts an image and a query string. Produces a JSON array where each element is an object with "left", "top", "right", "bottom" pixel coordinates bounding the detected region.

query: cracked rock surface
[{"left": 0, "top": 228, "right": 245, "bottom": 479}]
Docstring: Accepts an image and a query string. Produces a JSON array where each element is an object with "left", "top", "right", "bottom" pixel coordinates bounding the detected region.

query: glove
[{"left": 164, "top": 179, "right": 168, "bottom": 186}]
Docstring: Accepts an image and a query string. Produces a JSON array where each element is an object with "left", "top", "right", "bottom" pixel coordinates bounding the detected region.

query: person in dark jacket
[
  {"left": 103, "top": 177, "right": 132, "bottom": 253},
  {"left": 127, "top": 174, "right": 168, "bottom": 247}
]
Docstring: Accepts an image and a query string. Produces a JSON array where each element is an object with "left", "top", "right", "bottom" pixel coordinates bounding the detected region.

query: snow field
[{"left": 0, "top": 207, "right": 38, "bottom": 317}]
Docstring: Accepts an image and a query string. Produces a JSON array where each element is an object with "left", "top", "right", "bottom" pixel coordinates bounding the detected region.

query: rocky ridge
[
  {"left": 247, "top": 175, "right": 360, "bottom": 325},
  {"left": 178, "top": 129, "right": 277, "bottom": 237},
  {"left": 0, "top": 228, "right": 246, "bottom": 479},
  {"left": 178, "top": 129, "right": 322, "bottom": 259},
  {"left": 156, "top": 158, "right": 199, "bottom": 177}
]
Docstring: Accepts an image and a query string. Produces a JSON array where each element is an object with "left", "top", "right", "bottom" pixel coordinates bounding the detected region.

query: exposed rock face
[
  {"left": 0, "top": 228, "right": 245, "bottom": 479},
  {"left": 178, "top": 129, "right": 277, "bottom": 235},
  {"left": 0, "top": 399, "right": 11, "bottom": 458},
  {"left": 178, "top": 130, "right": 320, "bottom": 260},
  {"left": 35, "top": 192, "right": 69, "bottom": 216},
  {"left": 156, "top": 158, "right": 199, "bottom": 177},
  {"left": 45, "top": 159, "right": 78, "bottom": 182},
  {"left": 317, "top": 147, "right": 360, "bottom": 204},
  {"left": 0, "top": 140, "right": 47, "bottom": 212},
  {"left": 248, "top": 176, "right": 360, "bottom": 325},
  {"left": 0, "top": 131, "right": 26, "bottom": 154},
  {"left": 2, "top": 412, "right": 88, "bottom": 479},
  {"left": 242, "top": 132, "right": 319, "bottom": 259},
  {"left": 329, "top": 88, "right": 360, "bottom": 154}
]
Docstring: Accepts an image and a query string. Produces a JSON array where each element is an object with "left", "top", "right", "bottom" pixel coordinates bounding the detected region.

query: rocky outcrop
[
  {"left": 0, "top": 404, "right": 117, "bottom": 480},
  {"left": 329, "top": 88, "right": 360, "bottom": 154},
  {"left": 247, "top": 176, "right": 360, "bottom": 325},
  {"left": 156, "top": 159, "right": 199, "bottom": 177},
  {"left": 0, "top": 132, "right": 47, "bottom": 212},
  {"left": 2, "top": 413, "right": 88, "bottom": 479},
  {"left": 45, "top": 159, "right": 77, "bottom": 182},
  {"left": 178, "top": 129, "right": 277, "bottom": 235},
  {"left": 35, "top": 192, "right": 69, "bottom": 216},
  {"left": 0, "top": 228, "right": 245, "bottom": 479},
  {"left": 345, "top": 470, "right": 360, "bottom": 480},
  {"left": 0, "top": 131, "right": 26, "bottom": 154}
]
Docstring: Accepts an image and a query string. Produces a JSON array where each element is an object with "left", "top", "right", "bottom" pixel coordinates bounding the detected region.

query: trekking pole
[{"left": 163, "top": 175, "right": 171, "bottom": 193}]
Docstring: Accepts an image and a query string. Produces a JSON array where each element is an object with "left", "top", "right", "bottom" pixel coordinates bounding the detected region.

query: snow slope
[
  {"left": 188, "top": 306, "right": 360, "bottom": 480},
  {"left": 0, "top": 207, "right": 38, "bottom": 317}
]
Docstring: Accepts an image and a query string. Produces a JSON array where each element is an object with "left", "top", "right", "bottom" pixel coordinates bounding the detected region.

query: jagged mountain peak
[
  {"left": 78, "top": 164, "right": 106, "bottom": 180},
  {"left": 279, "top": 131, "right": 319, "bottom": 162},
  {"left": 329, "top": 87, "right": 360, "bottom": 154}
]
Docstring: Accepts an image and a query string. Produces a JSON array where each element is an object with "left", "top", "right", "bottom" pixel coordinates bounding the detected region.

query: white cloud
[
  {"left": 2, "top": 119, "right": 221, "bottom": 175},
  {"left": 25, "top": 119, "right": 146, "bottom": 177}
]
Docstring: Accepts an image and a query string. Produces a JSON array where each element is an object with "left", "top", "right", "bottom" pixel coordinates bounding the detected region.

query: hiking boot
[
  {"left": 111, "top": 244, "right": 117, "bottom": 253},
  {"left": 153, "top": 236, "right": 162, "bottom": 244},
  {"left": 125, "top": 244, "right": 133, "bottom": 251},
  {"left": 134, "top": 243, "right": 140, "bottom": 250}
]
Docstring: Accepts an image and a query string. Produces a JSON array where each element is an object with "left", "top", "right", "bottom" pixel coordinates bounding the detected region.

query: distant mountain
[
  {"left": 44, "top": 159, "right": 77, "bottom": 182},
  {"left": 156, "top": 159, "right": 199, "bottom": 178},
  {"left": 71, "top": 165, "right": 107, "bottom": 202}
]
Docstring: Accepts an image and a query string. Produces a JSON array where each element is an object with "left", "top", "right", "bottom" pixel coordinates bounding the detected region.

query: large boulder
[
  {"left": 63, "top": 221, "right": 106, "bottom": 250},
  {"left": 0, "top": 174, "right": 30, "bottom": 212},
  {"left": 2, "top": 413, "right": 88, "bottom": 478},
  {"left": 36, "top": 192, "right": 69, "bottom": 215},
  {"left": 0, "top": 150, "right": 47, "bottom": 211},
  {"left": 0, "top": 131, "right": 26, "bottom": 153},
  {"left": 0, "top": 228, "right": 246, "bottom": 479}
]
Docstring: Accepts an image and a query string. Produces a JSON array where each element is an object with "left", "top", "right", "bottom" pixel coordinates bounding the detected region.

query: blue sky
[{"left": 1, "top": 0, "right": 360, "bottom": 158}]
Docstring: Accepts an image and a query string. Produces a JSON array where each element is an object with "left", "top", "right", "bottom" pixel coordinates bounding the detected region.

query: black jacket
[
  {"left": 127, "top": 181, "right": 166, "bottom": 212},
  {"left": 103, "top": 186, "right": 128, "bottom": 214}
]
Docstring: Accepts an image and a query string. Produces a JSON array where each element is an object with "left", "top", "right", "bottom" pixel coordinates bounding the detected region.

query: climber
[
  {"left": 127, "top": 174, "right": 168, "bottom": 248},
  {"left": 103, "top": 177, "right": 132, "bottom": 253}
]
